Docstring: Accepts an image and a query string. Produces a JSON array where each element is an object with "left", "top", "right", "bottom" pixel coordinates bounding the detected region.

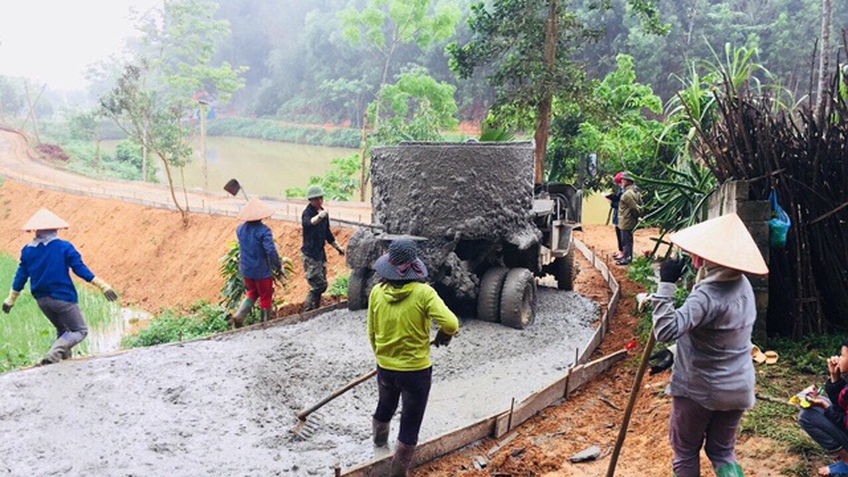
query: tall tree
[
  {"left": 340, "top": 0, "right": 462, "bottom": 199},
  {"left": 100, "top": 0, "right": 246, "bottom": 224},
  {"left": 448, "top": 0, "right": 666, "bottom": 183},
  {"left": 816, "top": 0, "right": 833, "bottom": 117}
]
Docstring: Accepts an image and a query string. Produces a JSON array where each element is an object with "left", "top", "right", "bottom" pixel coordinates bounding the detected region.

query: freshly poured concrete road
[{"left": 0, "top": 288, "right": 598, "bottom": 476}]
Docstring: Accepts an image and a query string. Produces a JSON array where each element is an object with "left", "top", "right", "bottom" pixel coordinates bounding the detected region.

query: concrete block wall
[{"left": 706, "top": 181, "right": 771, "bottom": 343}]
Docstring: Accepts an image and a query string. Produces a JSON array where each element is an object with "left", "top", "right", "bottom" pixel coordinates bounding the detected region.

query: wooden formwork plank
[
  {"left": 566, "top": 350, "right": 627, "bottom": 395},
  {"left": 494, "top": 377, "right": 568, "bottom": 438},
  {"left": 342, "top": 414, "right": 499, "bottom": 476}
]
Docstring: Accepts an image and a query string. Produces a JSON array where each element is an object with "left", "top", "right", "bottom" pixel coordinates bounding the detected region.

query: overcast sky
[{"left": 0, "top": 0, "right": 160, "bottom": 91}]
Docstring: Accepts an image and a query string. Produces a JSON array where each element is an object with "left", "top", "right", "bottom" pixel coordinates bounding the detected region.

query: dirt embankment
[{"left": 0, "top": 180, "right": 352, "bottom": 313}]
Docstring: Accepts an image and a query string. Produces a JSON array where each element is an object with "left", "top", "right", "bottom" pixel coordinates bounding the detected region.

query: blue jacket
[
  {"left": 13, "top": 239, "right": 95, "bottom": 303},
  {"left": 237, "top": 221, "right": 281, "bottom": 280}
]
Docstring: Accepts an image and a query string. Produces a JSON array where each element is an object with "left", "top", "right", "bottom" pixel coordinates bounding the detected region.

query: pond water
[{"left": 102, "top": 136, "right": 357, "bottom": 198}]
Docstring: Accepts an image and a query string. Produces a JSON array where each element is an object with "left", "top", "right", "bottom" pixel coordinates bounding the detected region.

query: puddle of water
[{"left": 86, "top": 307, "right": 153, "bottom": 354}]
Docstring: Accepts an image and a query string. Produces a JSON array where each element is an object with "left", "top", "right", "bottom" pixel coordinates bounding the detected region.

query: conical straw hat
[
  {"left": 669, "top": 213, "right": 768, "bottom": 275},
  {"left": 237, "top": 198, "right": 275, "bottom": 221},
  {"left": 22, "top": 208, "right": 69, "bottom": 231}
]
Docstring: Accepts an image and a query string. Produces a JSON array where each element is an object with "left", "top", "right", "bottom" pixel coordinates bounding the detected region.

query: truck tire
[
  {"left": 554, "top": 248, "right": 575, "bottom": 291},
  {"left": 348, "top": 268, "right": 371, "bottom": 311},
  {"left": 477, "top": 267, "right": 509, "bottom": 322},
  {"left": 499, "top": 268, "right": 537, "bottom": 330}
]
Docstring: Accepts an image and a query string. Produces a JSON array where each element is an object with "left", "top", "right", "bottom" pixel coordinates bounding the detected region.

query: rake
[{"left": 291, "top": 368, "right": 377, "bottom": 440}]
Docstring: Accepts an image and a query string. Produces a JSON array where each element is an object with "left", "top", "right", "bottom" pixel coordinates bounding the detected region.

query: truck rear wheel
[
  {"left": 500, "top": 268, "right": 537, "bottom": 329},
  {"left": 477, "top": 267, "right": 509, "bottom": 322},
  {"left": 347, "top": 268, "right": 371, "bottom": 311},
  {"left": 554, "top": 248, "right": 575, "bottom": 291}
]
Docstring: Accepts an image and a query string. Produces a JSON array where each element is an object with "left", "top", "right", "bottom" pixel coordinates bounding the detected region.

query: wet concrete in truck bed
[{"left": 0, "top": 288, "right": 598, "bottom": 476}]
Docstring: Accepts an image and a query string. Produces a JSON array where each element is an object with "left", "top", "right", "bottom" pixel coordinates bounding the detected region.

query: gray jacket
[{"left": 652, "top": 277, "right": 756, "bottom": 411}]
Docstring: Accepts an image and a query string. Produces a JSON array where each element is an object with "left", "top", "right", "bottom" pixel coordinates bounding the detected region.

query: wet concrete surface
[{"left": 0, "top": 287, "right": 598, "bottom": 476}]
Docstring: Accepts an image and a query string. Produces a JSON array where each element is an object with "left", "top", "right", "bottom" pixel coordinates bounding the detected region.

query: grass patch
[{"left": 122, "top": 301, "right": 229, "bottom": 348}]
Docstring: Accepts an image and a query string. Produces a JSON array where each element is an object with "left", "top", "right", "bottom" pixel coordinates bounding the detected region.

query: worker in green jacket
[
  {"left": 616, "top": 172, "right": 643, "bottom": 265},
  {"left": 367, "top": 238, "right": 459, "bottom": 476}
]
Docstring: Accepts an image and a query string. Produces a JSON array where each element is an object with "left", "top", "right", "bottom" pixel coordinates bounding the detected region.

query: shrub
[{"left": 122, "top": 301, "right": 229, "bottom": 348}]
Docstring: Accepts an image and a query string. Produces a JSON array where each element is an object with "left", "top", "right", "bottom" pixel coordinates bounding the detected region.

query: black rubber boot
[
  {"left": 372, "top": 418, "right": 390, "bottom": 447},
  {"left": 389, "top": 441, "right": 416, "bottom": 477},
  {"left": 260, "top": 308, "right": 273, "bottom": 323},
  {"left": 227, "top": 298, "right": 254, "bottom": 328}
]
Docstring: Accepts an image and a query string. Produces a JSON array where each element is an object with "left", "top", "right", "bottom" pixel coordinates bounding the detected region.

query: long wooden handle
[
  {"left": 606, "top": 332, "right": 657, "bottom": 477},
  {"left": 296, "top": 369, "right": 378, "bottom": 420}
]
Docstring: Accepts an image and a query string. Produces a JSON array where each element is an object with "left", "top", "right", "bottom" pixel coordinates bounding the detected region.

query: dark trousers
[
  {"left": 373, "top": 366, "right": 432, "bottom": 446},
  {"left": 37, "top": 296, "right": 88, "bottom": 360},
  {"left": 670, "top": 396, "right": 744, "bottom": 477},
  {"left": 799, "top": 398, "right": 848, "bottom": 453},
  {"left": 620, "top": 228, "right": 634, "bottom": 261},
  {"left": 615, "top": 226, "right": 623, "bottom": 253},
  {"left": 302, "top": 254, "right": 327, "bottom": 311}
]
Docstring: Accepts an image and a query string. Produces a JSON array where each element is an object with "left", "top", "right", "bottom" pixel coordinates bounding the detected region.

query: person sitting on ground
[
  {"left": 616, "top": 172, "right": 642, "bottom": 266},
  {"left": 2, "top": 208, "right": 119, "bottom": 365},
  {"left": 799, "top": 340, "right": 848, "bottom": 476},
  {"left": 368, "top": 238, "right": 459, "bottom": 476},
  {"left": 651, "top": 213, "right": 768, "bottom": 477},
  {"left": 227, "top": 198, "right": 282, "bottom": 328}
]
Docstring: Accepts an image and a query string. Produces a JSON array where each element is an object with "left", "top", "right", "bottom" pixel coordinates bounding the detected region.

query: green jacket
[
  {"left": 368, "top": 282, "right": 460, "bottom": 372},
  {"left": 618, "top": 185, "right": 642, "bottom": 230}
]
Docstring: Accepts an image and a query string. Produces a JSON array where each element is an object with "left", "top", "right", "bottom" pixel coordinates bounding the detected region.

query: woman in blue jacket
[
  {"left": 227, "top": 198, "right": 282, "bottom": 327},
  {"left": 3, "top": 208, "right": 118, "bottom": 365}
]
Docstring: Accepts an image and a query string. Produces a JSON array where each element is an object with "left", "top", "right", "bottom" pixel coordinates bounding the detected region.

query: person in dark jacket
[
  {"left": 799, "top": 341, "right": 848, "bottom": 476},
  {"left": 2, "top": 208, "right": 118, "bottom": 365},
  {"left": 301, "top": 185, "right": 344, "bottom": 311},
  {"left": 227, "top": 198, "right": 282, "bottom": 327},
  {"left": 605, "top": 171, "right": 625, "bottom": 259},
  {"left": 616, "top": 171, "right": 642, "bottom": 266}
]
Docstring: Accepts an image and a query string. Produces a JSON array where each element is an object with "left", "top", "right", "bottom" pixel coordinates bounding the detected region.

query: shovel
[
  {"left": 223, "top": 178, "right": 249, "bottom": 200},
  {"left": 291, "top": 368, "right": 378, "bottom": 439}
]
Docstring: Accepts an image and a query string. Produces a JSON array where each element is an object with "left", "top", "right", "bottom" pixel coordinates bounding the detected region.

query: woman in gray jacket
[{"left": 651, "top": 213, "right": 768, "bottom": 477}]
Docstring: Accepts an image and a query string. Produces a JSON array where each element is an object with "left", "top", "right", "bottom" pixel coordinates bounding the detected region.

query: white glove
[{"left": 310, "top": 209, "right": 329, "bottom": 225}]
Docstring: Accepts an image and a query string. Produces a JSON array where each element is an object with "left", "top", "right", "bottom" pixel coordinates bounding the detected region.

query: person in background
[
  {"left": 799, "top": 340, "right": 848, "bottom": 476},
  {"left": 227, "top": 198, "right": 282, "bottom": 328},
  {"left": 368, "top": 239, "right": 459, "bottom": 476},
  {"left": 605, "top": 171, "right": 625, "bottom": 260},
  {"left": 616, "top": 172, "right": 642, "bottom": 265},
  {"left": 651, "top": 213, "right": 768, "bottom": 477},
  {"left": 2, "top": 208, "right": 119, "bottom": 365},
  {"left": 301, "top": 185, "right": 345, "bottom": 311}
]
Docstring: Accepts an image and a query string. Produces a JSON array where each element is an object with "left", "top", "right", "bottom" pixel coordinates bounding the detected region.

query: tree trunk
[
  {"left": 158, "top": 152, "right": 189, "bottom": 225},
  {"left": 535, "top": 0, "right": 559, "bottom": 184},
  {"left": 815, "top": 0, "right": 833, "bottom": 117}
]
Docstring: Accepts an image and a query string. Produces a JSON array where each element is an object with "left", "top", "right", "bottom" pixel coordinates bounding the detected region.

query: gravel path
[{"left": 0, "top": 288, "right": 598, "bottom": 476}]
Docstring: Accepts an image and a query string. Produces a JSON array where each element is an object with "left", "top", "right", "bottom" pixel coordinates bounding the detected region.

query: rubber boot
[
  {"left": 715, "top": 462, "right": 745, "bottom": 477},
  {"left": 389, "top": 441, "right": 416, "bottom": 477},
  {"left": 260, "top": 308, "right": 273, "bottom": 323},
  {"left": 40, "top": 339, "right": 71, "bottom": 365},
  {"left": 372, "top": 418, "right": 390, "bottom": 447},
  {"left": 227, "top": 298, "right": 254, "bottom": 328}
]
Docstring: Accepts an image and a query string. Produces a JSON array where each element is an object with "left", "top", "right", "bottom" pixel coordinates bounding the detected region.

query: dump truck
[{"left": 345, "top": 141, "right": 582, "bottom": 329}]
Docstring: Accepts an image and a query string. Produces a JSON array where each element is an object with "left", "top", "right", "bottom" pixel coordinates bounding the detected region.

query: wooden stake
[{"left": 606, "top": 332, "right": 656, "bottom": 477}]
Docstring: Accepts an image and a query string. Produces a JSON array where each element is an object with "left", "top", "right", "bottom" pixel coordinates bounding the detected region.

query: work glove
[
  {"left": 332, "top": 241, "right": 345, "bottom": 256},
  {"left": 659, "top": 258, "right": 687, "bottom": 283},
  {"left": 91, "top": 277, "right": 119, "bottom": 302},
  {"left": 2, "top": 290, "right": 20, "bottom": 314},
  {"left": 649, "top": 345, "right": 676, "bottom": 375},
  {"left": 310, "top": 209, "right": 329, "bottom": 225},
  {"left": 433, "top": 330, "right": 453, "bottom": 347}
]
